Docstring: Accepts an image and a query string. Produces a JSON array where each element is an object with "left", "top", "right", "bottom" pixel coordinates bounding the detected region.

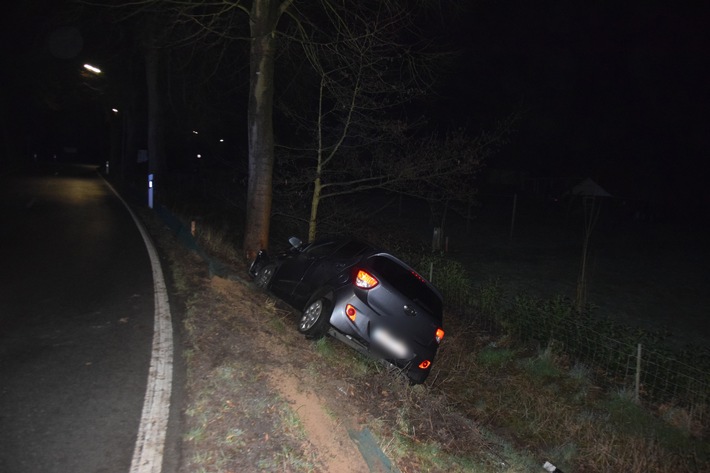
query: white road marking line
[
  {"left": 105, "top": 179, "right": 173, "bottom": 473},
  {"left": 128, "top": 243, "right": 173, "bottom": 473}
]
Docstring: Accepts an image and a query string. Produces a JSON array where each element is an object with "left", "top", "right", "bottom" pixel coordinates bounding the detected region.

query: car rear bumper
[{"left": 328, "top": 288, "right": 439, "bottom": 373}]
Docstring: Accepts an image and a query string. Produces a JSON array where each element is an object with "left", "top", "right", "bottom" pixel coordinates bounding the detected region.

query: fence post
[
  {"left": 509, "top": 193, "right": 517, "bottom": 242},
  {"left": 432, "top": 228, "right": 442, "bottom": 251},
  {"left": 429, "top": 262, "right": 434, "bottom": 282},
  {"left": 635, "top": 343, "right": 642, "bottom": 404}
]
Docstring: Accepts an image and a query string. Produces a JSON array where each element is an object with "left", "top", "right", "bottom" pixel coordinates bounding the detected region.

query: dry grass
[
  {"left": 143, "top": 208, "right": 708, "bottom": 473},
  {"left": 429, "top": 313, "right": 709, "bottom": 472}
]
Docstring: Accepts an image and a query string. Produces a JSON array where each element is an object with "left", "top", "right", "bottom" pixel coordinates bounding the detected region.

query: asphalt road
[{"left": 0, "top": 164, "right": 170, "bottom": 473}]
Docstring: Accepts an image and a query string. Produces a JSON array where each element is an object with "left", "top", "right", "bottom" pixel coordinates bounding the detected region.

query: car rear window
[
  {"left": 368, "top": 255, "right": 443, "bottom": 319},
  {"left": 303, "top": 240, "right": 338, "bottom": 258},
  {"left": 331, "top": 240, "right": 369, "bottom": 259}
]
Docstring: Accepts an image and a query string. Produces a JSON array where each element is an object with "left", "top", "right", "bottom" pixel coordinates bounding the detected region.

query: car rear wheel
[
  {"left": 298, "top": 297, "right": 332, "bottom": 340},
  {"left": 254, "top": 264, "right": 275, "bottom": 289},
  {"left": 407, "top": 367, "right": 429, "bottom": 385}
]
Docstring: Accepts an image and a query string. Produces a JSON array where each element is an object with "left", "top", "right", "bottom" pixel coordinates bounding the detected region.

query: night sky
[
  {"left": 2, "top": 1, "right": 709, "bottom": 216},
  {"left": 440, "top": 1, "right": 710, "bottom": 213}
]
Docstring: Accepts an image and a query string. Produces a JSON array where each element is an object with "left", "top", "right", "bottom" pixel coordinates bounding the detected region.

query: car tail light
[
  {"left": 345, "top": 304, "right": 357, "bottom": 322},
  {"left": 419, "top": 360, "right": 431, "bottom": 369},
  {"left": 435, "top": 328, "right": 445, "bottom": 343},
  {"left": 355, "top": 270, "right": 378, "bottom": 289}
]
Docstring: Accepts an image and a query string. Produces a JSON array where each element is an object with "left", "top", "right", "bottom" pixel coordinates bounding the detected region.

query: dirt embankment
[
  {"left": 166, "top": 231, "right": 375, "bottom": 472},
  {"left": 268, "top": 368, "right": 369, "bottom": 473}
]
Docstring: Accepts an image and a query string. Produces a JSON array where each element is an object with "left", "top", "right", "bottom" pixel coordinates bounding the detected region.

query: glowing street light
[{"left": 83, "top": 63, "right": 102, "bottom": 74}]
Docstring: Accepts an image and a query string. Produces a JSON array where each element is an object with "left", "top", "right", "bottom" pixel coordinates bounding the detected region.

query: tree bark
[
  {"left": 308, "top": 176, "right": 322, "bottom": 242},
  {"left": 145, "top": 43, "right": 164, "bottom": 174},
  {"left": 243, "top": 0, "right": 284, "bottom": 260},
  {"left": 144, "top": 22, "right": 166, "bottom": 203}
]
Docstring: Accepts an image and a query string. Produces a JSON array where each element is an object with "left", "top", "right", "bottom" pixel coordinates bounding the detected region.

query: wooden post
[
  {"left": 635, "top": 343, "right": 642, "bottom": 404},
  {"left": 432, "top": 227, "right": 441, "bottom": 251},
  {"left": 509, "top": 193, "right": 517, "bottom": 242}
]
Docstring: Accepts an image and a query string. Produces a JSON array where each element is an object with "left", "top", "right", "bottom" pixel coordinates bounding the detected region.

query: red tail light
[
  {"left": 345, "top": 304, "right": 357, "bottom": 322},
  {"left": 355, "top": 270, "right": 379, "bottom": 289},
  {"left": 419, "top": 360, "right": 431, "bottom": 369}
]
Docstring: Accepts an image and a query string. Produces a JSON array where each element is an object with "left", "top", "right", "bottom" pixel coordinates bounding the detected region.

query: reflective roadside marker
[{"left": 148, "top": 173, "right": 154, "bottom": 209}]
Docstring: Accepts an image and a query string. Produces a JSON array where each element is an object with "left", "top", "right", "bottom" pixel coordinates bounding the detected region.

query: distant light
[
  {"left": 196, "top": 154, "right": 202, "bottom": 159},
  {"left": 83, "top": 64, "right": 102, "bottom": 74},
  {"left": 219, "top": 139, "right": 224, "bottom": 142},
  {"left": 111, "top": 108, "right": 119, "bottom": 113},
  {"left": 192, "top": 130, "right": 199, "bottom": 135}
]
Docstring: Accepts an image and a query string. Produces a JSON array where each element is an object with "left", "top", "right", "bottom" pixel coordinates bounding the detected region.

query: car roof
[
  {"left": 308, "top": 234, "right": 379, "bottom": 252},
  {"left": 306, "top": 235, "right": 443, "bottom": 309},
  {"left": 312, "top": 234, "right": 375, "bottom": 246}
]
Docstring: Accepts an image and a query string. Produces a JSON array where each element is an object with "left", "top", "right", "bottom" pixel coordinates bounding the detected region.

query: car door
[
  {"left": 292, "top": 239, "right": 371, "bottom": 306},
  {"left": 270, "top": 239, "right": 340, "bottom": 304}
]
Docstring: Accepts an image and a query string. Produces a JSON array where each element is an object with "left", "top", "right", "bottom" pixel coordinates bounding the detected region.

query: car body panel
[{"left": 249, "top": 235, "right": 444, "bottom": 382}]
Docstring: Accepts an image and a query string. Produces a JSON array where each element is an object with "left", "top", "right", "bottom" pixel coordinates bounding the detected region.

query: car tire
[
  {"left": 406, "top": 367, "right": 429, "bottom": 385},
  {"left": 298, "top": 296, "right": 332, "bottom": 340},
  {"left": 254, "top": 264, "right": 275, "bottom": 289}
]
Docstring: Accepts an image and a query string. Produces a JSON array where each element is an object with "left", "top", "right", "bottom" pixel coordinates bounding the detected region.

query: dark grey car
[{"left": 248, "top": 235, "right": 445, "bottom": 384}]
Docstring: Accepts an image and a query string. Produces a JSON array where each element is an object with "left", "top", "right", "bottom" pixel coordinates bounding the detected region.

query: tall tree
[
  {"left": 244, "top": 0, "right": 293, "bottom": 259},
  {"left": 76, "top": 1, "right": 173, "bottom": 188},
  {"left": 275, "top": 1, "right": 512, "bottom": 241},
  {"left": 275, "top": 1, "right": 433, "bottom": 241},
  {"left": 100, "top": 0, "right": 293, "bottom": 259},
  {"left": 97, "top": 0, "right": 489, "bottom": 256},
  {"left": 143, "top": 16, "right": 166, "bottom": 177}
]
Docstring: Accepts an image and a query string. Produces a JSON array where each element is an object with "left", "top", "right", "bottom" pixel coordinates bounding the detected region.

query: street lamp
[{"left": 83, "top": 63, "right": 102, "bottom": 74}]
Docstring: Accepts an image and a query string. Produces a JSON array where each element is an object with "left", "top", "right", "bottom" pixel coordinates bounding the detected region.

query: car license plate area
[{"left": 371, "top": 326, "right": 410, "bottom": 359}]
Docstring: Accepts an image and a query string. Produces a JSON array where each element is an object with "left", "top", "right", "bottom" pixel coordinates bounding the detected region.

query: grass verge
[{"left": 145, "top": 208, "right": 708, "bottom": 472}]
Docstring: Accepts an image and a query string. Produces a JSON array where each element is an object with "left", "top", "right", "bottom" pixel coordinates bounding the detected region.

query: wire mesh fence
[{"left": 418, "top": 256, "right": 710, "bottom": 422}]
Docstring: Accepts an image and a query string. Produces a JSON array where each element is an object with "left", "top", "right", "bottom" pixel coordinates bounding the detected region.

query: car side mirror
[{"left": 288, "top": 236, "right": 303, "bottom": 249}]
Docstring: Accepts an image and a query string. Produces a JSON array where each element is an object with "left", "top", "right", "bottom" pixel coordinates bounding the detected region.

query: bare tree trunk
[
  {"left": 0, "top": 93, "right": 14, "bottom": 169},
  {"left": 145, "top": 29, "right": 165, "bottom": 178},
  {"left": 308, "top": 176, "right": 321, "bottom": 242},
  {"left": 308, "top": 76, "right": 326, "bottom": 243},
  {"left": 124, "top": 104, "right": 140, "bottom": 190},
  {"left": 243, "top": 0, "right": 287, "bottom": 260}
]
